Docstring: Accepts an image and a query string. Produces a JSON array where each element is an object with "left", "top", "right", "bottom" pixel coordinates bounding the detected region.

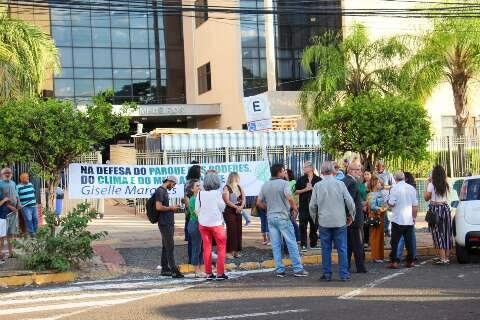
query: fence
[
  {"left": 134, "top": 145, "right": 332, "bottom": 215},
  {"left": 385, "top": 136, "right": 480, "bottom": 178},
  {"left": 11, "top": 152, "right": 103, "bottom": 215}
]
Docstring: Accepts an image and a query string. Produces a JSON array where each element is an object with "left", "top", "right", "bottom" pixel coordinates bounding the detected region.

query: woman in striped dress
[{"left": 424, "top": 165, "right": 453, "bottom": 265}]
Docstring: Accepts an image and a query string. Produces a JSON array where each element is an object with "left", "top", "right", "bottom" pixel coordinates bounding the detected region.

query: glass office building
[
  {"left": 50, "top": 0, "right": 185, "bottom": 105},
  {"left": 240, "top": 0, "right": 267, "bottom": 97},
  {"left": 274, "top": 0, "right": 342, "bottom": 91}
]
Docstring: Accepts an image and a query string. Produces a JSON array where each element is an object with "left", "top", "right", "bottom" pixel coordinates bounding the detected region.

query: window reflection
[
  {"left": 75, "top": 79, "right": 94, "bottom": 96},
  {"left": 54, "top": 79, "right": 75, "bottom": 97},
  {"left": 92, "top": 28, "right": 111, "bottom": 47},
  {"left": 73, "top": 48, "right": 92, "bottom": 67},
  {"left": 93, "top": 48, "right": 112, "bottom": 68}
]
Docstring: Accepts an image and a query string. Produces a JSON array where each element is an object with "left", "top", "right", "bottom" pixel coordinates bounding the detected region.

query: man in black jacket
[
  {"left": 295, "top": 161, "right": 322, "bottom": 251},
  {"left": 342, "top": 162, "right": 367, "bottom": 273}
]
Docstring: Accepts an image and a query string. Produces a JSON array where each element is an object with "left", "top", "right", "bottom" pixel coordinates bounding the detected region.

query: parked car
[{"left": 452, "top": 176, "right": 480, "bottom": 263}]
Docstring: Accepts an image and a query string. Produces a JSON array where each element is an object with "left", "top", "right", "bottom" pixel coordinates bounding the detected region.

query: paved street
[{"left": 1, "top": 258, "right": 479, "bottom": 320}]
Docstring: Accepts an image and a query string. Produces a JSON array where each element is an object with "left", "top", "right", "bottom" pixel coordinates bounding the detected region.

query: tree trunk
[
  {"left": 47, "top": 174, "right": 62, "bottom": 212},
  {"left": 452, "top": 72, "right": 469, "bottom": 175},
  {"left": 451, "top": 70, "right": 469, "bottom": 136}
]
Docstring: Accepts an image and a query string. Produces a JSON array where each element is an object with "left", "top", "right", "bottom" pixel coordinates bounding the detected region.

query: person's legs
[
  {"left": 6, "top": 213, "right": 18, "bottom": 256},
  {"left": 31, "top": 206, "right": 39, "bottom": 233},
  {"left": 347, "top": 226, "right": 354, "bottom": 270},
  {"left": 159, "top": 225, "right": 169, "bottom": 271},
  {"left": 163, "top": 225, "right": 177, "bottom": 271},
  {"left": 199, "top": 225, "right": 213, "bottom": 275},
  {"left": 308, "top": 215, "right": 319, "bottom": 247},
  {"left": 279, "top": 217, "right": 304, "bottom": 273},
  {"left": 268, "top": 216, "right": 285, "bottom": 274},
  {"left": 298, "top": 211, "right": 308, "bottom": 248},
  {"left": 241, "top": 210, "right": 251, "bottom": 225},
  {"left": 212, "top": 226, "right": 227, "bottom": 275},
  {"left": 291, "top": 215, "right": 300, "bottom": 242},
  {"left": 188, "top": 221, "right": 203, "bottom": 266},
  {"left": 411, "top": 227, "right": 417, "bottom": 259},
  {"left": 334, "top": 226, "right": 349, "bottom": 279},
  {"left": 351, "top": 226, "right": 366, "bottom": 272},
  {"left": 22, "top": 207, "right": 35, "bottom": 235},
  {"left": 390, "top": 222, "right": 402, "bottom": 263},
  {"left": 397, "top": 236, "right": 405, "bottom": 259},
  {"left": 319, "top": 227, "right": 333, "bottom": 277},
  {"left": 404, "top": 225, "right": 414, "bottom": 264},
  {"left": 384, "top": 214, "right": 390, "bottom": 236}
]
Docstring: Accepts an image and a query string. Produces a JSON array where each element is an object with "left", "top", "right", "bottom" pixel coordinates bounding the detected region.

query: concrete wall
[
  {"left": 183, "top": 0, "right": 246, "bottom": 129},
  {"left": 109, "top": 144, "right": 137, "bottom": 165}
]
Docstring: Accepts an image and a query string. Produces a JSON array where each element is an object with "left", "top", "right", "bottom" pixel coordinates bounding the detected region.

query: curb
[
  {"left": 0, "top": 271, "right": 76, "bottom": 287},
  {"left": 177, "top": 246, "right": 436, "bottom": 275}
]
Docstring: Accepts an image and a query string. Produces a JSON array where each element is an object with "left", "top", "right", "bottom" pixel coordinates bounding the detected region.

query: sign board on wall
[
  {"left": 68, "top": 161, "right": 271, "bottom": 199},
  {"left": 243, "top": 94, "right": 272, "bottom": 131}
]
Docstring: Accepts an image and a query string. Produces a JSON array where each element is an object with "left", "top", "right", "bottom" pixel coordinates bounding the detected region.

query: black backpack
[{"left": 146, "top": 190, "right": 159, "bottom": 224}]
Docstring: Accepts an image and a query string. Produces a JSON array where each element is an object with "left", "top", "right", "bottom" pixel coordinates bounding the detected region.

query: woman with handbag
[
  {"left": 222, "top": 172, "right": 245, "bottom": 259},
  {"left": 424, "top": 165, "right": 453, "bottom": 265},
  {"left": 367, "top": 176, "right": 387, "bottom": 262}
]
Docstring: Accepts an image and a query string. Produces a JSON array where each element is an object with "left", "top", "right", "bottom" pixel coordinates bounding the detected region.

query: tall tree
[
  {"left": 299, "top": 24, "right": 408, "bottom": 128},
  {"left": 0, "top": 13, "right": 60, "bottom": 104},
  {"left": 0, "top": 93, "right": 134, "bottom": 209},
  {"left": 401, "top": 7, "right": 480, "bottom": 136}
]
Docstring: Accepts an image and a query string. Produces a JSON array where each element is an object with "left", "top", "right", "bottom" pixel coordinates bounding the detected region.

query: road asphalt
[{"left": 1, "top": 257, "right": 479, "bottom": 320}]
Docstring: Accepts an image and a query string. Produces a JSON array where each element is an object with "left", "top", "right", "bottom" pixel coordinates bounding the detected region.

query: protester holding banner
[
  {"left": 196, "top": 173, "right": 228, "bottom": 281},
  {"left": 155, "top": 176, "right": 183, "bottom": 279},
  {"left": 222, "top": 172, "right": 245, "bottom": 259},
  {"left": 186, "top": 179, "right": 205, "bottom": 277}
]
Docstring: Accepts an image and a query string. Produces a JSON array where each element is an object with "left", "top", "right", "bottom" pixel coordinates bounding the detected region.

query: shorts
[
  {"left": 0, "top": 218, "right": 6, "bottom": 237},
  {"left": 6, "top": 213, "right": 18, "bottom": 236}
]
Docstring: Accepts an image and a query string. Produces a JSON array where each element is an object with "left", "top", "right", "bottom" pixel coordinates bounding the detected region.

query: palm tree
[
  {"left": 401, "top": 15, "right": 480, "bottom": 136},
  {"left": 0, "top": 13, "right": 60, "bottom": 104},
  {"left": 299, "top": 24, "right": 408, "bottom": 129}
]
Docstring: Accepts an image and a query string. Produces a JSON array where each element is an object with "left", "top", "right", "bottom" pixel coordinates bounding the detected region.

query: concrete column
[{"left": 264, "top": 0, "right": 277, "bottom": 92}]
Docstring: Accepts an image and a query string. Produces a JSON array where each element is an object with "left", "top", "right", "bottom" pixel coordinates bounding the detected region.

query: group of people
[
  {"left": 153, "top": 159, "right": 454, "bottom": 281},
  {"left": 0, "top": 168, "right": 39, "bottom": 264}
]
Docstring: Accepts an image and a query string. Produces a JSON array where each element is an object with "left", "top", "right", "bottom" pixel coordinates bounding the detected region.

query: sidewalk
[{"left": 87, "top": 200, "right": 434, "bottom": 274}]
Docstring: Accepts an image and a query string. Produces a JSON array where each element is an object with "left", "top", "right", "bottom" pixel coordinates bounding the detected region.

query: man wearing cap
[{"left": 155, "top": 176, "right": 183, "bottom": 278}]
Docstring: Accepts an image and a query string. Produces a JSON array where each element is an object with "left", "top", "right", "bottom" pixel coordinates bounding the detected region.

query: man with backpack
[{"left": 150, "top": 176, "right": 183, "bottom": 278}]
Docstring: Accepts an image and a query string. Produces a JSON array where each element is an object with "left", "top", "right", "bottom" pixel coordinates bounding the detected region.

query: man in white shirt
[{"left": 387, "top": 172, "right": 418, "bottom": 269}]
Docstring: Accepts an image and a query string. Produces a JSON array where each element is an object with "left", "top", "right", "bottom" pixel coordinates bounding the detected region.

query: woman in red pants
[{"left": 195, "top": 172, "right": 228, "bottom": 281}]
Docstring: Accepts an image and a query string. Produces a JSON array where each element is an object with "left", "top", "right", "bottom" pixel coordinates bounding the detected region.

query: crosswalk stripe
[
  {"left": 0, "top": 288, "right": 172, "bottom": 306},
  {"left": 0, "top": 286, "right": 192, "bottom": 316}
]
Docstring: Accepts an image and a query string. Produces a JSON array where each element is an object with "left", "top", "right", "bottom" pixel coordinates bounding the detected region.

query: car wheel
[{"left": 456, "top": 242, "right": 470, "bottom": 264}]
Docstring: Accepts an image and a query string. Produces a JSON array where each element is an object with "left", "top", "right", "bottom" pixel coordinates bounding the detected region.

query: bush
[{"left": 15, "top": 203, "right": 107, "bottom": 272}]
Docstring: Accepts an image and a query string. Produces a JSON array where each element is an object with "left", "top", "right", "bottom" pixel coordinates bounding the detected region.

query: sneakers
[
  {"left": 388, "top": 262, "right": 400, "bottom": 269},
  {"left": 216, "top": 274, "right": 229, "bottom": 281},
  {"left": 276, "top": 272, "right": 286, "bottom": 278},
  {"left": 340, "top": 276, "right": 351, "bottom": 282},
  {"left": 319, "top": 274, "right": 332, "bottom": 282},
  {"left": 206, "top": 274, "right": 216, "bottom": 281},
  {"left": 433, "top": 259, "right": 449, "bottom": 265},
  {"left": 294, "top": 270, "right": 309, "bottom": 277},
  {"left": 301, "top": 246, "right": 307, "bottom": 252},
  {"left": 405, "top": 262, "right": 415, "bottom": 268}
]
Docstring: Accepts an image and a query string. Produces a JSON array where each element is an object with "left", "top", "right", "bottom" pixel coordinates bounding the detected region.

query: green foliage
[
  {"left": 299, "top": 24, "right": 409, "bottom": 128},
  {"left": 0, "top": 13, "right": 60, "bottom": 104},
  {"left": 15, "top": 203, "right": 106, "bottom": 272},
  {"left": 0, "top": 93, "right": 135, "bottom": 207},
  {"left": 400, "top": 1, "right": 480, "bottom": 134},
  {"left": 317, "top": 94, "right": 431, "bottom": 169}
]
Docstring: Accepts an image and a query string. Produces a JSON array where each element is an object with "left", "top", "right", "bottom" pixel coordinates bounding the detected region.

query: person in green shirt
[{"left": 185, "top": 179, "right": 205, "bottom": 277}]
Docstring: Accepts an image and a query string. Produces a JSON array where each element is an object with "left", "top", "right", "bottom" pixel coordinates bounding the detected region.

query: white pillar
[{"left": 264, "top": 0, "right": 277, "bottom": 92}]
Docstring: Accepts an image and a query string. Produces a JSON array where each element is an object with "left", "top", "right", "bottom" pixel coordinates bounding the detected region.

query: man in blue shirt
[{"left": 0, "top": 168, "right": 19, "bottom": 258}]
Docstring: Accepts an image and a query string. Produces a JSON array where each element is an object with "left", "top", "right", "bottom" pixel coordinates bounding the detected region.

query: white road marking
[
  {"left": 0, "top": 288, "right": 171, "bottom": 306},
  {"left": 338, "top": 259, "right": 433, "bottom": 300},
  {"left": 458, "top": 274, "right": 465, "bottom": 278},
  {"left": 338, "top": 272, "right": 405, "bottom": 300},
  {"left": 184, "top": 309, "right": 309, "bottom": 320},
  {"left": 0, "top": 286, "right": 192, "bottom": 317}
]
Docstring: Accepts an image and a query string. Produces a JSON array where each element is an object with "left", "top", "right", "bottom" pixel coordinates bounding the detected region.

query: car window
[{"left": 460, "top": 179, "right": 480, "bottom": 201}]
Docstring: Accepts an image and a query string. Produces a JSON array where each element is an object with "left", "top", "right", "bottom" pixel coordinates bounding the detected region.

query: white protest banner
[
  {"left": 243, "top": 94, "right": 272, "bottom": 131},
  {"left": 68, "top": 161, "right": 271, "bottom": 199}
]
